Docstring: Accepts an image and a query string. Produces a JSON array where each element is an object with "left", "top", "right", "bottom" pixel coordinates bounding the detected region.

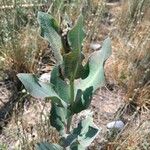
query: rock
[
  {"left": 110, "top": 18, "right": 116, "bottom": 23},
  {"left": 90, "top": 43, "right": 101, "bottom": 50},
  {"left": 39, "top": 72, "right": 51, "bottom": 83},
  {"left": 107, "top": 120, "right": 124, "bottom": 130}
]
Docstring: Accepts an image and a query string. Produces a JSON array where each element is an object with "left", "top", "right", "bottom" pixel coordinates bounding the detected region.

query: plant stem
[
  {"left": 66, "top": 115, "right": 72, "bottom": 134},
  {"left": 66, "top": 78, "right": 74, "bottom": 133},
  {"left": 70, "top": 79, "right": 74, "bottom": 103}
]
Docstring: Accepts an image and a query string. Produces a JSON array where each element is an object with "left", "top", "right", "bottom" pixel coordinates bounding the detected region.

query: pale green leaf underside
[
  {"left": 63, "top": 116, "right": 100, "bottom": 148},
  {"left": 37, "top": 11, "right": 63, "bottom": 64},
  {"left": 77, "top": 118, "right": 101, "bottom": 147},
  {"left": 17, "top": 73, "right": 67, "bottom": 107},
  {"left": 36, "top": 142, "right": 63, "bottom": 150},
  {"left": 75, "top": 37, "right": 112, "bottom": 93}
]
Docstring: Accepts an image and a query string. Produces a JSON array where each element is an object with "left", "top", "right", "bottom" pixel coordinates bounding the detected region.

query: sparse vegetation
[{"left": 0, "top": 0, "right": 149, "bottom": 150}]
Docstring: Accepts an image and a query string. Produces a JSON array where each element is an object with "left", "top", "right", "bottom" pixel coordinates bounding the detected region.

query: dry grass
[
  {"left": 0, "top": 98, "right": 59, "bottom": 150},
  {"left": 114, "top": 110, "right": 150, "bottom": 150},
  {"left": 0, "top": 26, "right": 40, "bottom": 86},
  {"left": 118, "top": 0, "right": 150, "bottom": 39},
  {"left": 0, "top": 0, "right": 150, "bottom": 149},
  {"left": 110, "top": 0, "right": 150, "bottom": 110},
  {"left": 102, "top": 1, "right": 150, "bottom": 149}
]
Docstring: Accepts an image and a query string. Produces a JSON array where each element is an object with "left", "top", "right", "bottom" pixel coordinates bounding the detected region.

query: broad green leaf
[
  {"left": 67, "top": 14, "right": 86, "bottom": 52},
  {"left": 62, "top": 14, "right": 86, "bottom": 80},
  {"left": 17, "top": 73, "right": 67, "bottom": 107},
  {"left": 62, "top": 51, "right": 84, "bottom": 80},
  {"left": 50, "top": 66, "right": 70, "bottom": 103},
  {"left": 75, "top": 37, "right": 112, "bottom": 92},
  {"left": 36, "top": 142, "right": 63, "bottom": 150},
  {"left": 62, "top": 116, "right": 100, "bottom": 149},
  {"left": 50, "top": 103, "right": 70, "bottom": 135},
  {"left": 37, "top": 11, "right": 63, "bottom": 64},
  {"left": 72, "top": 87, "right": 93, "bottom": 114}
]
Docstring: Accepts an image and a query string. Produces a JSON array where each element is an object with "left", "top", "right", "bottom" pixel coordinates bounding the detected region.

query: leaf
[
  {"left": 72, "top": 87, "right": 93, "bottom": 114},
  {"left": 17, "top": 73, "right": 67, "bottom": 107},
  {"left": 62, "top": 51, "right": 84, "bottom": 80},
  {"left": 50, "top": 103, "right": 69, "bottom": 135},
  {"left": 62, "top": 116, "right": 100, "bottom": 149},
  {"left": 67, "top": 14, "right": 85, "bottom": 51},
  {"left": 36, "top": 142, "right": 63, "bottom": 150},
  {"left": 50, "top": 66, "right": 70, "bottom": 103},
  {"left": 37, "top": 11, "right": 63, "bottom": 64},
  {"left": 70, "top": 143, "right": 85, "bottom": 150},
  {"left": 75, "top": 37, "right": 112, "bottom": 92},
  {"left": 62, "top": 14, "right": 86, "bottom": 80}
]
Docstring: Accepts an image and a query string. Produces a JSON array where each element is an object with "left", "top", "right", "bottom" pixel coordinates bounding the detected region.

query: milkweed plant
[{"left": 17, "top": 11, "right": 112, "bottom": 150}]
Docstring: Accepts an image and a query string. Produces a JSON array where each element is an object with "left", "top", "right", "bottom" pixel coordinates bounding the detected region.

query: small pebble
[
  {"left": 106, "top": 120, "right": 124, "bottom": 130},
  {"left": 90, "top": 43, "right": 101, "bottom": 50}
]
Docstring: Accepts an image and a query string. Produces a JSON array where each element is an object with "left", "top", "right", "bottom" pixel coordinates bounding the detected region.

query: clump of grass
[
  {"left": 0, "top": 26, "right": 40, "bottom": 86},
  {"left": 0, "top": 0, "right": 49, "bottom": 84},
  {"left": 104, "top": 2, "right": 150, "bottom": 148},
  {"left": 123, "top": 25, "right": 150, "bottom": 110},
  {"left": 111, "top": 0, "right": 150, "bottom": 111},
  {"left": 118, "top": 0, "right": 150, "bottom": 39}
]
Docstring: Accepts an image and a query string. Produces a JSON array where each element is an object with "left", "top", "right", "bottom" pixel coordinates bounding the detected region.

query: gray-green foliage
[
  {"left": 17, "top": 11, "right": 111, "bottom": 150},
  {"left": 37, "top": 12, "right": 63, "bottom": 64}
]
